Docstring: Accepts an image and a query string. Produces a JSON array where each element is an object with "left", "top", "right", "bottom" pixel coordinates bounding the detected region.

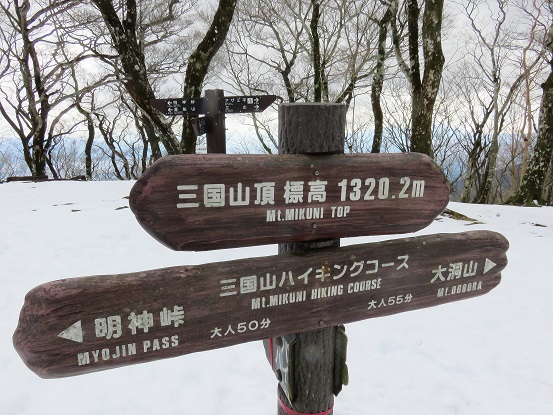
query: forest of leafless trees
[{"left": 0, "top": 0, "right": 552, "bottom": 205}]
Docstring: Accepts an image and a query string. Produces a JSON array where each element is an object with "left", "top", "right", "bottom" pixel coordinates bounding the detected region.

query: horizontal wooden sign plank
[
  {"left": 129, "top": 153, "right": 450, "bottom": 250},
  {"left": 13, "top": 231, "right": 507, "bottom": 378}
]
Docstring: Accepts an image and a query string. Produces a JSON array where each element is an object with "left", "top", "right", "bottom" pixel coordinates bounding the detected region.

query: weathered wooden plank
[
  {"left": 13, "top": 231, "right": 507, "bottom": 379},
  {"left": 129, "top": 153, "right": 451, "bottom": 250}
]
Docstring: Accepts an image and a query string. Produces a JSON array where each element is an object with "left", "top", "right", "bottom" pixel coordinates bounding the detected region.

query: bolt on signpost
[{"left": 13, "top": 98, "right": 509, "bottom": 414}]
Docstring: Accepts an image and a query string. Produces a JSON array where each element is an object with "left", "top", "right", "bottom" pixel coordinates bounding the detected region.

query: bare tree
[
  {"left": 75, "top": 80, "right": 153, "bottom": 180},
  {"left": 371, "top": 3, "right": 394, "bottom": 153},
  {"left": 87, "top": 0, "right": 191, "bottom": 157},
  {"left": 0, "top": 0, "right": 101, "bottom": 176},
  {"left": 180, "top": 0, "right": 238, "bottom": 153},
  {"left": 382, "top": 77, "right": 412, "bottom": 153},
  {"left": 510, "top": 2, "right": 553, "bottom": 205},
  {"left": 431, "top": 75, "right": 466, "bottom": 191},
  {"left": 516, "top": 0, "right": 546, "bottom": 184},
  {"left": 391, "top": 0, "right": 445, "bottom": 157},
  {"left": 456, "top": 0, "right": 546, "bottom": 203},
  {"left": 225, "top": 0, "right": 379, "bottom": 103},
  {"left": 0, "top": 139, "right": 28, "bottom": 181},
  {"left": 87, "top": 0, "right": 237, "bottom": 156},
  {"left": 221, "top": 0, "right": 383, "bottom": 152}
]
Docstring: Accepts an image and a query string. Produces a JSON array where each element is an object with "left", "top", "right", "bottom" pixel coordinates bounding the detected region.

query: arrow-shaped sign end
[
  {"left": 484, "top": 258, "right": 497, "bottom": 275},
  {"left": 57, "top": 320, "right": 83, "bottom": 343},
  {"left": 259, "top": 95, "right": 277, "bottom": 112}
]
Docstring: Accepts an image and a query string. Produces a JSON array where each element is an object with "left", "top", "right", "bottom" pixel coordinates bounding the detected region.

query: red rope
[{"left": 277, "top": 396, "right": 333, "bottom": 415}]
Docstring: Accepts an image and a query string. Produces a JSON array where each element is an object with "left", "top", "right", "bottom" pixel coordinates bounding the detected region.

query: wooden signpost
[
  {"left": 13, "top": 101, "right": 509, "bottom": 415},
  {"left": 13, "top": 231, "right": 507, "bottom": 378}
]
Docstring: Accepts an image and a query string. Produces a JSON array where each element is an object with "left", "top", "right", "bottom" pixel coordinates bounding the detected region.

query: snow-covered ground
[{"left": 1, "top": 180, "right": 552, "bottom": 415}]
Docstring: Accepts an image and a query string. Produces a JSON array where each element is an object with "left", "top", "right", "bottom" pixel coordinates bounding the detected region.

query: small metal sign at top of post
[{"left": 150, "top": 89, "right": 277, "bottom": 155}]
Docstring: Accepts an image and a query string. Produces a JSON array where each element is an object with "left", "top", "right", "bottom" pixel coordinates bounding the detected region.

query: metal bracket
[
  {"left": 263, "top": 326, "right": 348, "bottom": 401},
  {"left": 191, "top": 116, "right": 207, "bottom": 137}
]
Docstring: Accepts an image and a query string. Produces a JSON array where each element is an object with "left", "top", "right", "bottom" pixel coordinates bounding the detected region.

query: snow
[{"left": 1, "top": 180, "right": 552, "bottom": 414}]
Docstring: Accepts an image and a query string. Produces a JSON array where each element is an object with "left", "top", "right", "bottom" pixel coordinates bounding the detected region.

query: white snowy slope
[{"left": 0, "top": 180, "right": 552, "bottom": 415}]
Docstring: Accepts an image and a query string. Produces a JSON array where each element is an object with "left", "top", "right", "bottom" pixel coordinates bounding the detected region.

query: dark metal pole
[
  {"left": 205, "top": 89, "right": 226, "bottom": 154},
  {"left": 275, "top": 102, "right": 347, "bottom": 415}
]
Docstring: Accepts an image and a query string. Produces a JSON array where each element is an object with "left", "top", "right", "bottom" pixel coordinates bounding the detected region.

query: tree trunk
[
  {"left": 75, "top": 103, "right": 95, "bottom": 180},
  {"left": 475, "top": 136, "right": 500, "bottom": 204},
  {"left": 16, "top": 1, "right": 50, "bottom": 176},
  {"left": 91, "top": 0, "right": 178, "bottom": 157},
  {"left": 181, "top": 0, "right": 237, "bottom": 154},
  {"left": 310, "top": 0, "right": 323, "bottom": 103},
  {"left": 509, "top": 66, "right": 553, "bottom": 205},
  {"left": 507, "top": 23, "right": 553, "bottom": 205},
  {"left": 462, "top": 140, "right": 482, "bottom": 203},
  {"left": 477, "top": 63, "right": 504, "bottom": 204},
  {"left": 371, "top": 8, "right": 392, "bottom": 154},
  {"left": 410, "top": 91, "right": 434, "bottom": 155},
  {"left": 84, "top": 114, "right": 94, "bottom": 180},
  {"left": 543, "top": 159, "right": 553, "bottom": 204},
  {"left": 140, "top": 115, "right": 163, "bottom": 160},
  {"left": 405, "top": 0, "right": 445, "bottom": 157}
]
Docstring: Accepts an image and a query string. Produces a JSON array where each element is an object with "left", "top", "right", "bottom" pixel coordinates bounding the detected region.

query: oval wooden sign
[
  {"left": 129, "top": 153, "right": 450, "bottom": 250},
  {"left": 14, "top": 231, "right": 507, "bottom": 378}
]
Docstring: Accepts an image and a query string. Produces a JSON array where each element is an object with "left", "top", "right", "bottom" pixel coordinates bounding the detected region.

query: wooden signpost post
[{"left": 13, "top": 101, "right": 509, "bottom": 414}]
